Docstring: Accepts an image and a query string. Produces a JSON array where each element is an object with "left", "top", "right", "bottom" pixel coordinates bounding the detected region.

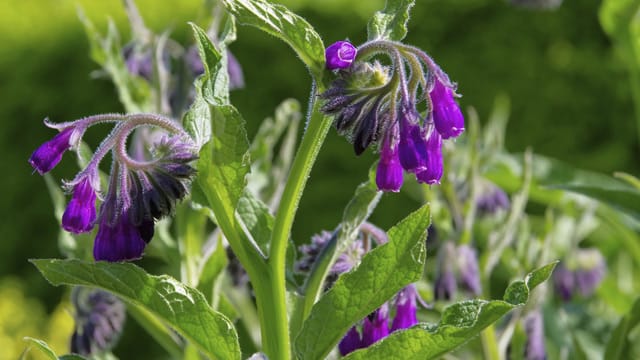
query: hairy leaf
[
  {"left": 31, "top": 259, "right": 241, "bottom": 360},
  {"left": 295, "top": 205, "right": 429, "bottom": 360},
  {"left": 343, "top": 262, "right": 557, "bottom": 360},
  {"left": 367, "top": 0, "right": 415, "bottom": 41},
  {"left": 222, "top": 0, "right": 325, "bottom": 77}
]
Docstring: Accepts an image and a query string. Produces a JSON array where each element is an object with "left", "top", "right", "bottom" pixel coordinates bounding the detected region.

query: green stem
[
  {"left": 127, "top": 304, "right": 183, "bottom": 359},
  {"left": 269, "top": 82, "right": 332, "bottom": 359},
  {"left": 480, "top": 325, "right": 502, "bottom": 360}
]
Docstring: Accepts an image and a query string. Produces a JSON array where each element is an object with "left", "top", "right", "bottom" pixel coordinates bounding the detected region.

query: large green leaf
[
  {"left": 343, "top": 262, "right": 558, "bottom": 360},
  {"left": 22, "top": 337, "right": 86, "bottom": 360},
  {"left": 367, "top": 0, "right": 416, "bottom": 41},
  {"left": 222, "top": 0, "right": 325, "bottom": 77},
  {"left": 295, "top": 205, "right": 429, "bottom": 360},
  {"left": 31, "top": 259, "right": 241, "bottom": 360},
  {"left": 605, "top": 296, "right": 640, "bottom": 359}
]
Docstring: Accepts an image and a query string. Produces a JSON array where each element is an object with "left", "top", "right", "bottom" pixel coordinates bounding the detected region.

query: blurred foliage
[
  {"left": 0, "top": 277, "right": 73, "bottom": 360},
  {"left": 1, "top": 0, "right": 638, "bottom": 356}
]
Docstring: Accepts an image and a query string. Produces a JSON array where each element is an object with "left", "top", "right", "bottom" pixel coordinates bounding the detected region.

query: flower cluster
[
  {"left": 322, "top": 40, "right": 464, "bottom": 192},
  {"left": 553, "top": 248, "right": 606, "bottom": 301},
  {"left": 29, "top": 113, "right": 197, "bottom": 261},
  {"left": 339, "top": 285, "right": 425, "bottom": 356},
  {"left": 70, "top": 287, "right": 126, "bottom": 356},
  {"left": 434, "top": 242, "right": 482, "bottom": 300}
]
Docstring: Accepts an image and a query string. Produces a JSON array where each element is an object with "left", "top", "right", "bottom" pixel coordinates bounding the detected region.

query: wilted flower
[
  {"left": 30, "top": 113, "right": 197, "bottom": 261},
  {"left": 70, "top": 288, "right": 126, "bottom": 356},
  {"left": 321, "top": 39, "right": 464, "bottom": 191}
]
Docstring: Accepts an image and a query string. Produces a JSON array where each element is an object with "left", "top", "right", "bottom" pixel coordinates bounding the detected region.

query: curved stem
[{"left": 268, "top": 81, "right": 332, "bottom": 359}]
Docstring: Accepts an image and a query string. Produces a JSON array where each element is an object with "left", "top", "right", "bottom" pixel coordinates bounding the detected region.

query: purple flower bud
[
  {"left": 524, "top": 310, "right": 547, "bottom": 360},
  {"left": 552, "top": 263, "right": 574, "bottom": 301},
  {"left": 415, "top": 129, "right": 443, "bottom": 185},
  {"left": 62, "top": 176, "right": 97, "bottom": 234},
  {"left": 431, "top": 80, "right": 464, "bottom": 139},
  {"left": 457, "top": 245, "right": 482, "bottom": 296},
  {"left": 325, "top": 41, "right": 357, "bottom": 70},
  {"left": 29, "top": 127, "right": 74, "bottom": 174},
  {"left": 391, "top": 285, "right": 419, "bottom": 331},
  {"left": 123, "top": 44, "right": 154, "bottom": 81},
  {"left": 574, "top": 249, "right": 606, "bottom": 297},
  {"left": 70, "top": 288, "right": 125, "bottom": 356},
  {"left": 338, "top": 326, "right": 363, "bottom": 356},
  {"left": 477, "top": 182, "right": 510, "bottom": 214},
  {"left": 376, "top": 134, "right": 404, "bottom": 192},
  {"left": 434, "top": 242, "right": 457, "bottom": 301},
  {"left": 398, "top": 111, "right": 427, "bottom": 173},
  {"left": 361, "top": 304, "right": 389, "bottom": 348}
]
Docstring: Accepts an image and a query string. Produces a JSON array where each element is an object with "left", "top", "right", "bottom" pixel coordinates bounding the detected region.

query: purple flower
[
  {"left": 29, "top": 127, "right": 74, "bottom": 174},
  {"left": 123, "top": 44, "right": 154, "bottom": 81},
  {"left": 339, "top": 326, "right": 364, "bottom": 356},
  {"left": 186, "top": 46, "right": 245, "bottom": 90},
  {"left": 553, "top": 248, "right": 606, "bottom": 301},
  {"left": 457, "top": 245, "right": 482, "bottom": 296},
  {"left": 361, "top": 305, "right": 390, "bottom": 348},
  {"left": 94, "top": 206, "right": 153, "bottom": 262},
  {"left": 552, "top": 263, "right": 574, "bottom": 301},
  {"left": 320, "top": 39, "right": 462, "bottom": 192},
  {"left": 415, "top": 128, "right": 443, "bottom": 185},
  {"left": 376, "top": 132, "right": 403, "bottom": 192},
  {"left": 325, "top": 41, "right": 357, "bottom": 70},
  {"left": 391, "top": 285, "right": 419, "bottom": 331},
  {"left": 476, "top": 181, "right": 510, "bottom": 214},
  {"left": 62, "top": 176, "right": 97, "bottom": 234},
  {"left": 70, "top": 288, "right": 125, "bottom": 356},
  {"left": 434, "top": 267, "right": 457, "bottom": 301},
  {"left": 431, "top": 80, "right": 465, "bottom": 139},
  {"left": 524, "top": 310, "right": 547, "bottom": 360}
]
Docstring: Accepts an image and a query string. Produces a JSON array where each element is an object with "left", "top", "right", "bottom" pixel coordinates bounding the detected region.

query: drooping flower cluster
[
  {"left": 553, "top": 248, "right": 606, "bottom": 301},
  {"left": 322, "top": 40, "right": 464, "bottom": 192},
  {"left": 70, "top": 287, "right": 126, "bottom": 356},
  {"left": 434, "top": 242, "right": 482, "bottom": 300},
  {"left": 29, "top": 113, "right": 197, "bottom": 261},
  {"left": 338, "top": 285, "right": 425, "bottom": 356}
]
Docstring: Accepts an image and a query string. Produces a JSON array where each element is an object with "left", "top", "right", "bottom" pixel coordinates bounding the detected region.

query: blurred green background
[{"left": 1, "top": 0, "right": 637, "bottom": 357}]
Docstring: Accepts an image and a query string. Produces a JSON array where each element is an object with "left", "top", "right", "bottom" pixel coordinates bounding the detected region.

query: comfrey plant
[
  {"left": 321, "top": 36, "right": 464, "bottom": 191},
  {"left": 25, "top": 1, "right": 577, "bottom": 360}
]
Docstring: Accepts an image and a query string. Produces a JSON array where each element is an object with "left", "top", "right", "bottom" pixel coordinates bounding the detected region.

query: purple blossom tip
[
  {"left": 29, "top": 127, "right": 74, "bottom": 174},
  {"left": 325, "top": 41, "right": 357, "bottom": 70},
  {"left": 62, "top": 177, "right": 97, "bottom": 234},
  {"left": 93, "top": 211, "right": 152, "bottom": 262},
  {"left": 376, "top": 139, "right": 403, "bottom": 192},
  {"left": 339, "top": 326, "right": 363, "bottom": 356},
  {"left": 391, "top": 285, "right": 419, "bottom": 331},
  {"left": 415, "top": 130, "right": 443, "bottom": 185},
  {"left": 431, "top": 80, "right": 465, "bottom": 139},
  {"left": 457, "top": 245, "right": 482, "bottom": 296},
  {"left": 524, "top": 310, "right": 547, "bottom": 360},
  {"left": 361, "top": 305, "right": 390, "bottom": 348},
  {"left": 71, "top": 288, "right": 125, "bottom": 356}
]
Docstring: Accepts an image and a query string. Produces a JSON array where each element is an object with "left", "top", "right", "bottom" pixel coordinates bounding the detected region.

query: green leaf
[
  {"left": 367, "top": 0, "right": 416, "bottom": 41},
  {"left": 552, "top": 183, "right": 640, "bottom": 223},
  {"left": 197, "top": 104, "right": 251, "bottom": 223},
  {"left": 197, "top": 235, "right": 229, "bottom": 304},
  {"left": 31, "top": 259, "right": 241, "bottom": 360},
  {"left": 23, "top": 337, "right": 87, "bottom": 360},
  {"left": 295, "top": 205, "right": 429, "bottom": 360},
  {"left": 605, "top": 296, "right": 640, "bottom": 359},
  {"left": 236, "top": 190, "right": 274, "bottom": 255},
  {"left": 343, "top": 262, "right": 558, "bottom": 360},
  {"left": 222, "top": 0, "right": 325, "bottom": 78},
  {"left": 189, "top": 23, "right": 230, "bottom": 107}
]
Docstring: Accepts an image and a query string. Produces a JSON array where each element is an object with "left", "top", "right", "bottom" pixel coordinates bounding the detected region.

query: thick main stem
[{"left": 268, "top": 82, "right": 331, "bottom": 359}]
